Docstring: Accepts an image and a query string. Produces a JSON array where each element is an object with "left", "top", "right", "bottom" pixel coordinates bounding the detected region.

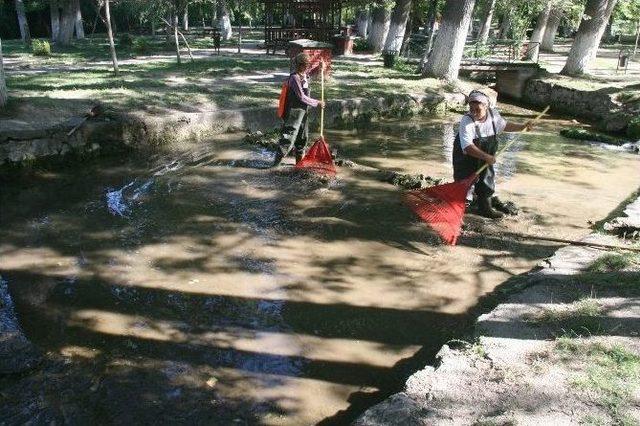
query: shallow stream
[{"left": 1, "top": 106, "right": 638, "bottom": 424}]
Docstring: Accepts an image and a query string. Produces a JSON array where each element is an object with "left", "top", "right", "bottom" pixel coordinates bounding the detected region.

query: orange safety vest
[{"left": 277, "top": 78, "right": 289, "bottom": 119}]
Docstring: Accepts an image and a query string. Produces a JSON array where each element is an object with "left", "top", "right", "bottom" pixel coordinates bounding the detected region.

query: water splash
[{"left": 105, "top": 179, "right": 154, "bottom": 217}]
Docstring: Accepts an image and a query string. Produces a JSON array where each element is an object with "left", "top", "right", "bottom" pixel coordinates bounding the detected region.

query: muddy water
[{"left": 1, "top": 108, "right": 638, "bottom": 424}]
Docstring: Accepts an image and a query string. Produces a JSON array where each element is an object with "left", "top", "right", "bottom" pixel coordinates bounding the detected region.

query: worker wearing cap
[{"left": 453, "top": 90, "right": 529, "bottom": 219}]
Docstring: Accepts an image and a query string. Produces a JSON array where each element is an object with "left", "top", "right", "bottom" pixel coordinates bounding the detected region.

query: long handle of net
[
  {"left": 475, "top": 105, "right": 550, "bottom": 176},
  {"left": 320, "top": 60, "right": 325, "bottom": 138}
]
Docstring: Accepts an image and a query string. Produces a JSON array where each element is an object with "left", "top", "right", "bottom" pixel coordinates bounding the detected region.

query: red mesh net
[
  {"left": 295, "top": 137, "right": 336, "bottom": 176},
  {"left": 403, "top": 174, "right": 478, "bottom": 245}
]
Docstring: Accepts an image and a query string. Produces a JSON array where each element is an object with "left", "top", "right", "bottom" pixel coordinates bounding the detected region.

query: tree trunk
[
  {"left": 173, "top": 14, "right": 182, "bottom": 64},
  {"left": 50, "top": 0, "right": 60, "bottom": 43},
  {"left": 498, "top": 7, "right": 512, "bottom": 39},
  {"left": 560, "top": 0, "right": 618, "bottom": 76},
  {"left": 74, "top": 0, "right": 84, "bottom": 39},
  {"left": 603, "top": 13, "right": 613, "bottom": 43},
  {"left": 367, "top": 6, "right": 391, "bottom": 53},
  {"left": 14, "top": 0, "right": 32, "bottom": 45},
  {"left": 217, "top": 0, "right": 232, "bottom": 40},
  {"left": 0, "top": 38, "right": 7, "bottom": 108},
  {"left": 423, "top": 0, "right": 476, "bottom": 81},
  {"left": 634, "top": 20, "right": 639, "bottom": 57},
  {"left": 56, "top": 0, "right": 77, "bottom": 45},
  {"left": 477, "top": 0, "right": 496, "bottom": 44},
  {"left": 166, "top": 13, "right": 173, "bottom": 45},
  {"left": 103, "top": 0, "right": 118, "bottom": 75},
  {"left": 420, "top": 0, "right": 438, "bottom": 69},
  {"left": 237, "top": 1, "right": 242, "bottom": 53},
  {"left": 183, "top": 3, "right": 189, "bottom": 31},
  {"left": 356, "top": 9, "right": 370, "bottom": 38},
  {"left": 525, "top": 0, "right": 552, "bottom": 60},
  {"left": 541, "top": 8, "right": 561, "bottom": 52},
  {"left": 384, "top": 0, "right": 412, "bottom": 52}
]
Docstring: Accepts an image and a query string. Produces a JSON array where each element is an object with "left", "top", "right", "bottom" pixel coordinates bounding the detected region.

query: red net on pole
[
  {"left": 294, "top": 137, "right": 336, "bottom": 176},
  {"left": 403, "top": 174, "right": 478, "bottom": 245}
]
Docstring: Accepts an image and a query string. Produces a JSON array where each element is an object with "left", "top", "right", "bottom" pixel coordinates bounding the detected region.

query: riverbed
[{"left": 1, "top": 107, "right": 638, "bottom": 424}]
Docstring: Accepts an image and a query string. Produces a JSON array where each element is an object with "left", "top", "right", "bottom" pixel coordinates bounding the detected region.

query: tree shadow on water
[{"left": 0, "top": 142, "right": 597, "bottom": 424}]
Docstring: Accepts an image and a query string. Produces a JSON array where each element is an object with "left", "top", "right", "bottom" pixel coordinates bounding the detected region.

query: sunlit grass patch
[
  {"left": 555, "top": 337, "right": 640, "bottom": 425},
  {"left": 525, "top": 298, "right": 605, "bottom": 335},
  {"left": 587, "top": 253, "right": 639, "bottom": 273}
]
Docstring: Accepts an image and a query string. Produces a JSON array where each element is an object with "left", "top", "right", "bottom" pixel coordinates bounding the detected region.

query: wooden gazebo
[{"left": 263, "top": 0, "right": 342, "bottom": 53}]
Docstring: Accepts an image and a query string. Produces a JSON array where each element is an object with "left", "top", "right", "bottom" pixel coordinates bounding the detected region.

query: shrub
[
  {"left": 465, "top": 43, "right": 491, "bottom": 59},
  {"left": 31, "top": 40, "right": 51, "bottom": 56},
  {"left": 352, "top": 37, "right": 369, "bottom": 53},
  {"left": 392, "top": 57, "right": 418, "bottom": 74},
  {"left": 626, "top": 117, "right": 640, "bottom": 140},
  {"left": 118, "top": 33, "right": 134, "bottom": 46},
  {"left": 132, "top": 37, "right": 150, "bottom": 55}
]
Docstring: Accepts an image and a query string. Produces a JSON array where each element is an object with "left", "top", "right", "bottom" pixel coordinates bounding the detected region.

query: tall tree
[
  {"left": 0, "top": 38, "right": 7, "bottom": 108},
  {"left": 423, "top": 0, "right": 476, "bottom": 80},
  {"left": 420, "top": 0, "right": 440, "bottom": 70},
  {"left": 541, "top": 8, "right": 562, "bottom": 51},
  {"left": 368, "top": 5, "right": 391, "bottom": 52},
  {"left": 635, "top": 19, "right": 640, "bottom": 56},
  {"left": 50, "top": 0, "right": 79, "bottom": 45},
  {"left": 173, "top": 13, "right": 181, "bottom": 63},
  {"left": 498, "top": 6, "right": 513, "bottom": 38},
  {"left": 477, "top": 0, "right": 496, "bottom": 43},
  {"left": 50, "top": 0, "right": 60, "bottom": 42},
  {"left": 217, "top": 0, "right": 232, "bottom": 40},
  {"left": 183, "top": 1, "right": 189, "bottom": 30},
  {"left": 95, "top": 0, "right": 119, "bottom": 74},
  {"left": 561, "top": 0, "right": 618, "bottom": 75},
  {"left": 356, "top": 9, "right": 370, "bottom": 38},
  {"left": 526, "top": 1, "right": 553, "bottom": 60},
  {"left": 384, "top": 0, "right": 412, "bottom": 52},
  {"left": 74, "top": 0, "right": 85, "bottom": 39},
  {"left": 14, "top": 0, "right": 32, "bottom": 45}
]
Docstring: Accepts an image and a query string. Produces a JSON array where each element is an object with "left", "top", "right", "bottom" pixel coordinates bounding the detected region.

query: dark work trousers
[
  {"left": 278, "top": 108, "right": 309, "bottom": 158},
  {"left": 452, "top": 119, "right": 499, "bottom": 198}
]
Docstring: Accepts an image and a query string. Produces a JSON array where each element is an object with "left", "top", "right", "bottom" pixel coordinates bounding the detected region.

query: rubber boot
[
  {"left": 478, "top": 196, "right": 504, "bottom": 219},
  {"left": 492, "top": 196, "right": 519, "bottom": 215}
]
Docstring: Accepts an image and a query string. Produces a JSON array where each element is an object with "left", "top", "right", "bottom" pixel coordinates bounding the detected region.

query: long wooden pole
[
  {"left": 505, "top": 233, "right": 640, "bottom": 253},
  {"left": 475, "top": 105, "right": 550, "bottom": 175},
  {"left": 320, "top": 60, "right": 325, "bottom": 138}
]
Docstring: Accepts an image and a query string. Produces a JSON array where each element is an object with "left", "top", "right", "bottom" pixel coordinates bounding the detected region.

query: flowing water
[{"left": 1, "top": 106, "right": 638, "bottom": 424}]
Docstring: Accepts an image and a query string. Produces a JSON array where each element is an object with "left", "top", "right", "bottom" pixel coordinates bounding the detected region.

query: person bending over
[{"left": 453, "top": 90, "right": 530, "bottom": 219}]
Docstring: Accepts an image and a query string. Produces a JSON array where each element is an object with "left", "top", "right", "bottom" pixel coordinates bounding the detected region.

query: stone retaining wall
[
  {"left": 522, "top": 79, "right": 633, "bottom": 133},
  {"left": 0, "top": 92, "right": 464, "bottom": 166}
]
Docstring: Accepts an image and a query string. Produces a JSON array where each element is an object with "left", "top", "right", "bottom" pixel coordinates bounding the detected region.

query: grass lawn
[{"left": 2, "top": 36, "right": 448, "bottom": 124}]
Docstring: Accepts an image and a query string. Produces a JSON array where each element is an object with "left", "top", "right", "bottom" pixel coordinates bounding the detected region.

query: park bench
[{"left": 265, "top": 38, "right": 289, "bottom": 55}]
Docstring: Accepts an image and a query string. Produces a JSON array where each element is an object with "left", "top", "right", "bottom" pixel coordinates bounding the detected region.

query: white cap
[{"left": 468, "top": 91, "right": 489, "bottom": 105}]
